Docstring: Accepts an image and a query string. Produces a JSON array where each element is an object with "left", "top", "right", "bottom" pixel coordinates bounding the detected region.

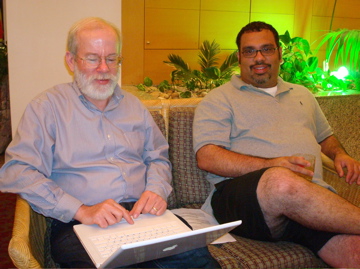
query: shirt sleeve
[
  {"left": 193, "top": 89, "right": 233, "bottom": 153},
  {"left": 313, "top": 98, "right": 333, "bottom": 143},
  {"left": 0, "top": 98, "right": 83, "bottom": 222},
  {"left": 141, "top": 108, "right": 172, "bottom": 201}
]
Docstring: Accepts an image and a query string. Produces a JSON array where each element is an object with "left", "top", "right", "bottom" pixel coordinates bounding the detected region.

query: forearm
[
  {"left": 320, "top": 135, "right": 348, "bottom": 160},
  {"left": 0, "top": 159, "right": 81, "bottom": 222},
  {"left": 196, "top": 144, "right": 273, "bottom": 177}
]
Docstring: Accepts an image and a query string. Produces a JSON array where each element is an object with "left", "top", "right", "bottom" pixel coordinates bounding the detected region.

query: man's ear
[
  {"left": 278, "top": 47, "right": 283, "bottom": 62},
  {"left": 237, "top": 51, "right": 241, "bottom": 64},
  {"left": 65, "top": 51, "right": 75, "bottom": 72}
]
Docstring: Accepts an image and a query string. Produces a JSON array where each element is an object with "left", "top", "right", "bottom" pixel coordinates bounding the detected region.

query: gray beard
[{"left": 74, "top": 67, "right": 120, "bottom": 100}]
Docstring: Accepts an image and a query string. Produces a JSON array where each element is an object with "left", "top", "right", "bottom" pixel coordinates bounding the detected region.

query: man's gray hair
[{"left": 67, "top": 17, "right": 121, "bottom": 55}]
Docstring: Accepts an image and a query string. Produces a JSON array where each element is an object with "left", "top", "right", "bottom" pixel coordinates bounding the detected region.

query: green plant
[
  {"left": 163, "top": 40, "right": 238, "bottom": 95},
  {"left": 279, "top": 31, "right": 323, "bottom": 92},
  {"left": 315, "top": 29, "right": 360, "bottom": 72},
  {"left": 279, "top": 31, "right": 355, "bottom": 93}
]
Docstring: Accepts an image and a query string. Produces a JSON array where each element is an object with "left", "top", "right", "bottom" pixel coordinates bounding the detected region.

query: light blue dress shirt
[{"left": 0, "top": 82, "right": 172, "bottom": 222}]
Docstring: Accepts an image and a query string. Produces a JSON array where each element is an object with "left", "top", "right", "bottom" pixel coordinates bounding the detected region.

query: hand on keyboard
[
  {"left": 74, "top": 199, "right": 135, "bottom": 228},
  {"left": 130, "top": 190, "right": 167, "bottom": 218}
]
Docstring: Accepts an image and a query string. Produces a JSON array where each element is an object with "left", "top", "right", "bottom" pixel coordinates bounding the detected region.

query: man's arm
[
  {"left": 320, "top": 135, "right": 360, "bottom": 184},
  {"left": 196, "top": 144, "right": 315, "bottom": 178},
  {"left": 129, "top": 109, "right": 172, "bottom": 218}
]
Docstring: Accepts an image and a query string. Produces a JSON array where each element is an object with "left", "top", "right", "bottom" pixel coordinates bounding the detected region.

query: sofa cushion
[
  {"left": 168, "top": 107, "right": 210, "bottom": 207},
  {"left": 149, "top": 110, "right": 177, "bottom": 209},
  {"left": 218, "top": 235, "right": 328, "bottom": 268}
]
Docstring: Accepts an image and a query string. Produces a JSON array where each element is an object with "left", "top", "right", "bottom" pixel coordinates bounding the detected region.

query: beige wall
[
  {"left": 5, "top": 0, "right": 122, "bottom": 135},
  {"left": 122, "top": 0, "right": 360, "bottom": 85}
]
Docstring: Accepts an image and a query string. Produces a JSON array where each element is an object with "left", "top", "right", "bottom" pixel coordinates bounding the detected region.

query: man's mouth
[
  {"left": 251, "top": 64, "right": 270, "bottom": 75},
  {"left": 94, "top": 78, "right": 112, "bottom": 85}
]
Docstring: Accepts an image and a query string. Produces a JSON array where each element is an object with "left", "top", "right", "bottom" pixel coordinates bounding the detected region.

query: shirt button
[
  {"left": 109, "top": 157, "right": 114, "bottom": 162},
  {"left": 107, "top": 134, "right": 111, "bottom": 140}
]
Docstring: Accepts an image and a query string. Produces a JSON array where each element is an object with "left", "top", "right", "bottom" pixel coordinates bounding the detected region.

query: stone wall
[
  {"left": 0, "top": 75, "right": 11, "bottom": 154},
  {"left": 317, "top": 94, "right": 360, "bottom": 161}
]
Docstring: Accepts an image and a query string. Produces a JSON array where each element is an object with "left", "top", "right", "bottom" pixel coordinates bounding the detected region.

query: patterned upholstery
[
  {"left": 218, "top": 235, "right": 327, "bottom": 268},
  {"left": 149, "top": 110, "right": 177, "bottom": 209},
  {"left": 9, "top": 97, "right": 360, "bottom": 268},
  {"left": 168, "top": 107, "right": 210, "bottom": 207}
]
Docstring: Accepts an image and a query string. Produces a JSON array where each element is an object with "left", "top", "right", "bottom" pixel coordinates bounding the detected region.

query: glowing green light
[{"left": 330, "top": 66, "right": 349, "bottom": 80}]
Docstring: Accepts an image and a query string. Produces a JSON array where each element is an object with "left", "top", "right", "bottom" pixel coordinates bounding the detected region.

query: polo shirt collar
[{"left": 231, "top": 74, "right": 293, "bottom": 96}]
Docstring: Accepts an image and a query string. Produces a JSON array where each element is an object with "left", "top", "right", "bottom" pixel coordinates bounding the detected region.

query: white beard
[{"left": 74, "top": 66, "right": 120, "bottom": 100}]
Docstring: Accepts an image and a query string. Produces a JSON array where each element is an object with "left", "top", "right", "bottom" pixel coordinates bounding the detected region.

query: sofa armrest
[
  {"left": 321, "top": 153, "right": 360, "bottom": 206},
  {"left": 8, "top": 195, "right": 44, "bottom": 269}
]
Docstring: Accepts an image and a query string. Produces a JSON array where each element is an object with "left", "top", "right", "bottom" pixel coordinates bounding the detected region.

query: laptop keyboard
[{"left": 90, "top": 221, "right": 184, "bottom": 258}]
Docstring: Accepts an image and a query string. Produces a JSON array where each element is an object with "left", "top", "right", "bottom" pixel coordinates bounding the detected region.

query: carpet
[
  {"left": 0, "top": 192, "right": 16, "bottom": 268},
  {"left": 0, "top": 152, "right": 16, "bottom": 268}
]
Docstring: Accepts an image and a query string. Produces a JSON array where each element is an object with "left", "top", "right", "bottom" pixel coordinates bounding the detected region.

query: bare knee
[{"left": 258, "top": 167, "right": 303, "bottom": 200}]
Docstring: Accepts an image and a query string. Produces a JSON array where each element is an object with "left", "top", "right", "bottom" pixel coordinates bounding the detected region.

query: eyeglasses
[
  {"left": 76, "top": 54, "right": 123, "bottom": 68},
  {"left": 241, "top": 47, "right": 278, "bottom": 58}
]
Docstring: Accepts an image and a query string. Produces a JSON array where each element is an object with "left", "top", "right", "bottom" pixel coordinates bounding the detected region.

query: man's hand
[
  {"left": 130, "top": 190, "right": 167, "bottom": 219},
  {"left": 334, "top": 153, "right": 360, "bottom": 184},
  {"left": 267, "top": 156, "right": 315, "bottom": 179},
  {"left": 74, "top": 199, "right": 134, "bottom": 228}
]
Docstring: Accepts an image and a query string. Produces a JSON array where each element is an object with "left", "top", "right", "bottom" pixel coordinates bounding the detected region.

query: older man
[{"left": 0, "top": 17, "right": 219, "bottom": 268}]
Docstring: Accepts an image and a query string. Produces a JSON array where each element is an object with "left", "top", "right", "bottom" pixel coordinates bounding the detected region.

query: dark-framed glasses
[
  {"left": 241, "top": 47, "right": 278, "bottom": 58},
  {"left": 76, "top": 54, "right": 123, "bottom": 68}
]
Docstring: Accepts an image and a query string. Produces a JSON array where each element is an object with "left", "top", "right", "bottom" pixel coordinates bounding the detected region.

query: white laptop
[{"left": 74, "top": 210, "right": 241, "bottom": 268}]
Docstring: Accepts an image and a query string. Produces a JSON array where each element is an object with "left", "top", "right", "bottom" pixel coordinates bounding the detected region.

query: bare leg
[
  {"left": 318, "top": 234, "right": 360, "bottom": 267},
  {"left": 256, "top": 167, "right": 360, "bottom": 266},
  {"left": 257, "top": 167, "right": 360, "bottom": 237}
]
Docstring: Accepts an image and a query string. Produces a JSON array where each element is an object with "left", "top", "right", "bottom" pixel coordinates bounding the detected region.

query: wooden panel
[
  {"left": 145, "top": 8, "right": 199, "bottom": 49},
  {"left": 144, "top": 50, "right": 200, "bottom": 84},
  {"left": 312, "top": 0, "right": 335, "bottom": 16},
  {"left": 293, "top": 0, "right": 313, "bottom": 40},
  {"left": 252, "top": 0, "right": 295, "bottom": 14},
  {"left": 310, "top": 16, "right": 331, "bottom": 48},
  {"left": 201, "top": 0, "right": 250, "bottom": 12},
  {"left": 122, "top": 0, "right": 145, "bottom": 85},
  {"left": 145, "top": 0, "right": 200, "bottom": 9},
  {"left": 334, "top": 0, "right": 360, "bottom": 19},
  {"left": 200, "top": 11, "right": 249, "bottom": 50},
  {"left": 250, "top": 14, "right": 295, "bottom": 37},
  {"left": 332, "top": 17, "right": 360, "bottom": 30}
]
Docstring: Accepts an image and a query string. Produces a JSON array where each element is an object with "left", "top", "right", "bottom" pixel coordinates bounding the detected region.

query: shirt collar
[{"left": 231, "top": 74, "right": 293, "bottom": 96}]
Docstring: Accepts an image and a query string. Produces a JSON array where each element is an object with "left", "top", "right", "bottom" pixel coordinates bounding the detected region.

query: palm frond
[
  {"left": 219, "top": 51, "right": 238, "bottom": 74},
  {"left": 316, "top": 29, "right": 360, "bottom": 71},
  {"left": 164, "top": 54, "right": 192, "bottom": 73},
  {"left": 198, "top": 40, "right": 220, "bottom": 72}
]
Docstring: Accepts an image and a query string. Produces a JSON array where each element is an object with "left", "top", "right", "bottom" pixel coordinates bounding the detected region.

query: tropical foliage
[
  {"left": 163, "top": 40, "right": 238, "bottom": 96},
  {"left": 137, "top": 32, "right": 359, "bottom": 98},
  {"left": 136, "top": 40, "right": 238, "bottom": 98},
  {"left": 279, "top": 31, "right": 358, "bottom": 94},
  {"left": 315, "top": 29, "right": 360, "bottom": 72}
]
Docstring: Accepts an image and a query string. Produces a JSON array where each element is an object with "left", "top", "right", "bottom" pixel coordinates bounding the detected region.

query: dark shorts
[{"left": 211, "top": 168, "right": 338, "bottom": 254}]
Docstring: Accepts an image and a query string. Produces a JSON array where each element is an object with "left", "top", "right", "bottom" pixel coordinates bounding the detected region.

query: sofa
[{"left": 8, "top": 95, "right": 360, "bottom": 268}]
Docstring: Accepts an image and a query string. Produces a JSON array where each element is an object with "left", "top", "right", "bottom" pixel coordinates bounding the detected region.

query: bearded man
[{"left": 0, "top": 17, "right": 219, "bottom": 268}]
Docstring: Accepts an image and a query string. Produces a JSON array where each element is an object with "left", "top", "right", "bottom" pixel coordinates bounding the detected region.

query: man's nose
[
  {"left": 253, "top": 50, "right": 266, "bottom": 61},
  {"left": 96, "top": 58, "right": 111, "bottom": 72}
]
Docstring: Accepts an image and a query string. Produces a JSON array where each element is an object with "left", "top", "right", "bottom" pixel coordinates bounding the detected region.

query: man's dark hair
[{"left": 236, "top": 21, "right": 280, "bottom": 51}]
